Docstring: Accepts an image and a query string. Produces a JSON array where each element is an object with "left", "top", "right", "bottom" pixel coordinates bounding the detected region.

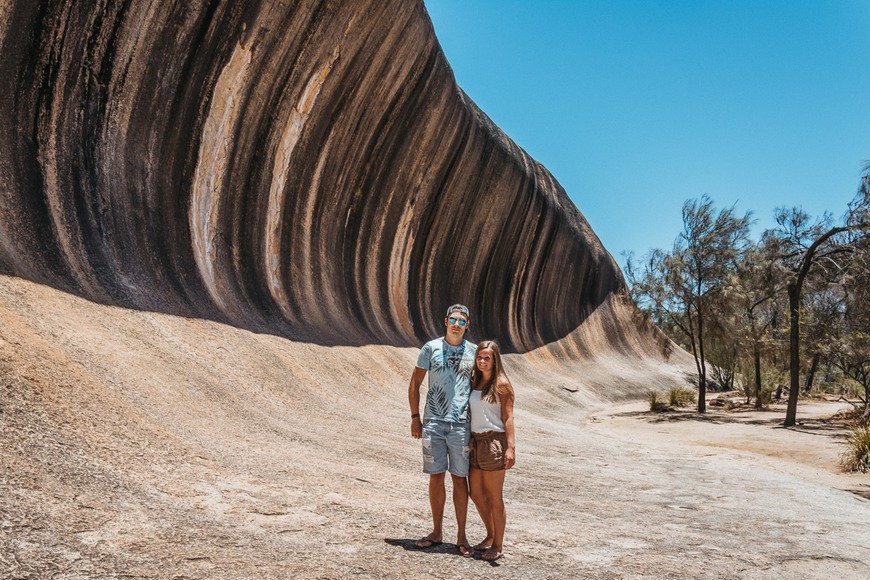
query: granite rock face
[{"left": 0, "top": 0, "right": 629, "bottom": 352}]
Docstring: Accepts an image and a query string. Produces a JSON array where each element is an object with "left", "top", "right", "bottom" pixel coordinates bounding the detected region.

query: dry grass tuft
[
  {"left": 840, "top": 423, "right": 870, "bottom": 473},
  {"left": 648, "top": 391, "right": 670, "bottom": 413},
  {"left": 648, "top": 388, "right": 696, "bottom": 412},
  {"left": 668, "top": 387, "right": 696, "bottom": 408}
]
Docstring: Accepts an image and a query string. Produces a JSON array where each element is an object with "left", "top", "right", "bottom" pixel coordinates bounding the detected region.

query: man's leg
[
  {"left": 417, "top": 420, "right": 448, "bottom": 547},
  {"left": 445, "top": 422, "right": 471, "bottom": 549},
  {"left": 426, "top": 472, "right": 446, "bottom": 541},
  {"left": 451, "top": 473, "right": 469, "bottom": 548}
]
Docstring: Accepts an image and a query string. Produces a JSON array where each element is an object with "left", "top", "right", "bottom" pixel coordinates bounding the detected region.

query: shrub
[
  {"left": 840, "top": 424, "right": 870, "bottom": 473},
  {"left": 668, "top": 387, "right": 696, "bottom": 408},
  {"left": 756, "top": 384, "right": 773, "bottom": 406},
  {"left": 840, "top": 378, "right": 863, "bottom": 400},
  {"left": 648, "top": 391, "right": 670, "bottom": 413}
]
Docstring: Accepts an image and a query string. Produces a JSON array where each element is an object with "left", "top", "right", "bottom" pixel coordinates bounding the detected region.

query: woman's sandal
[{"left": 482, "top": 547, "right": 503, "bottom": 561}]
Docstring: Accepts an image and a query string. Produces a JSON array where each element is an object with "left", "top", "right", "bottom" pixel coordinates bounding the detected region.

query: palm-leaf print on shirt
[
  {"left": 419, "top": 339, "right": 475, "bottom": 422},
  {"left": 426, "top": 387, "right": 451, "bottom": 418}
]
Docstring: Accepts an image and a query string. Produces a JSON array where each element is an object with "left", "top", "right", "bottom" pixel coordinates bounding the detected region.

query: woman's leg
[
  {"left": 468, "top": 467, "right": 494, "bottom": 548},
  {"left": 480, "top": 468, "right": 506, "bottom": 558}
]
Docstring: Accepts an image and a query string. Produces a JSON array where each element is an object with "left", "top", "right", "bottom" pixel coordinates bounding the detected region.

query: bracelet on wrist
[{"left": 411, "top": 413, "right": 420, "bottom": 419}]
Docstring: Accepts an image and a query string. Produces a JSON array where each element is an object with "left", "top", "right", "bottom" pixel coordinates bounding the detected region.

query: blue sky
[{"left": 424, "top": 0, "right": 870, "bottom": 270}]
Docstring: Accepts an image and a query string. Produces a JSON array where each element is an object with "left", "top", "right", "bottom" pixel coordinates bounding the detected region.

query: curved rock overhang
[{"left": 0, "top": 1, "right": 629, "bottom": 353}]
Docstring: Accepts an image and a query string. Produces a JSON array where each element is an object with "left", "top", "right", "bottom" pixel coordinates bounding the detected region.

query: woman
[{"left": 467, "top": 340, "right": 515, "bottom": 561}]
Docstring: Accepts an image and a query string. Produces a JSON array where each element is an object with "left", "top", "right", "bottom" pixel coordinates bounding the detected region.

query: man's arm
[{"left": 408, "top": 367, "right": 427, "bottom": 438}]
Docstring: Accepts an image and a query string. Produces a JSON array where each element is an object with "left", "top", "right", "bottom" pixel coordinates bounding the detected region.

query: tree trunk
[
  {"left": 689, "top": 341, "right": 707, "bottom": 413},
  {"left": 696, "top": 299, "right": 707, "bottom": 414},
  {"left": 771, "top": 350, "right": 783, "bottom": 400},
  {"left": 754, "top": 343, "right": 763, "bottom": 409},
  {"left": 804, "top": 352, "right": 820, "bottom": 394},
  {"left": 784, "top": 282, "right": 801, "bottom": 427},
  {"left": 783, "top": 224, "right": 856, "bottom": 426}
]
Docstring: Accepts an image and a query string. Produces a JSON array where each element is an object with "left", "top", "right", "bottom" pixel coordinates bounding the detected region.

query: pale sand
[{"left": 1, "top": 274, "right": 868, "bottom": 578}]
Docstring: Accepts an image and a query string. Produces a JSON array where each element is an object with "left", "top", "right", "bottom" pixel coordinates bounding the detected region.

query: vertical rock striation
[{"left": 0, "top": 0, "right": 637, "bottom": 353}]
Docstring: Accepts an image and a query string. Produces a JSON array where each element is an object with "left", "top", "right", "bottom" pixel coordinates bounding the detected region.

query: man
[{"left": 409, "top": 304, "right": 476, "bottom": 556}]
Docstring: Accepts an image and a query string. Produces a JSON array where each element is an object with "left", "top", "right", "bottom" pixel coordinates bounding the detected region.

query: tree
[
  {"left": 799, "top": 284, "right": 843, "bottom": 393},
  {"left": 705, "top": 318, "right": 739, "bottom": 391},
  {"left": 733, "top": 243, "right": 784, "bottom": 408},
  {"left": 768, "top": 173, "right": 870, "bottom": 427},
  {"left": 628, "top": 195, "right": 750, "bottom": 412},
  {"left": 823, "top": 233, "right": 870, "bottom": 422}
]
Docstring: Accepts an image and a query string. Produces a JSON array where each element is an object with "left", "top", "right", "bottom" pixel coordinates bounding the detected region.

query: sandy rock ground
[{"left": 1, "top": 275, "right": 868, "bottom": 579}]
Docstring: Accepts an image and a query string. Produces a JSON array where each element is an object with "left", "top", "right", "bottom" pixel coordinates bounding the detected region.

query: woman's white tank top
[{"left": 469, "top": 389, "right": 505, "bottom": 433}]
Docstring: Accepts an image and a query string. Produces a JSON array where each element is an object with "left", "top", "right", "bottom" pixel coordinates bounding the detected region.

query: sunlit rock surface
[{"left": 0, "top": 1, "right": 646, "bottom": 353}]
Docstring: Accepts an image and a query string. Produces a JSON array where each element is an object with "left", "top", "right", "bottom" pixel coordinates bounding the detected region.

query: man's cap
[{"left": 446, "top": 304, "right": 470, "bottom": 319}]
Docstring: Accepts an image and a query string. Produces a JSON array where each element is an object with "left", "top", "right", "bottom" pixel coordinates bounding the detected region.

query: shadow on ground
[
  {"left": 383, "top": 539, "right": 501, "bottom": 567},
  {"left": 613, "top": 407, "right": 854, "bottom": 441}
]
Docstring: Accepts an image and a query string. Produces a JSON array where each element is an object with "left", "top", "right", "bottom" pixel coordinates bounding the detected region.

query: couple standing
[{"left": 408, "top": 304, "right": 515, "bottom": 561}]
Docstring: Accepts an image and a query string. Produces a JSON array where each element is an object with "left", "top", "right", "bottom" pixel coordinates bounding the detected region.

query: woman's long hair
[{"left": 471, "top": 340, "right": 514, "bottom": 404}]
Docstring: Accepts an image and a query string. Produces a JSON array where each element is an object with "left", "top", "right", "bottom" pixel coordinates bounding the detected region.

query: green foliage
[
  {"left": 737, "top": 374, "right": 751, "bottom": 403},
  {"left": 840, "top": 378, "right": 863, "bottom": 400},
  {"left": 628, "top": 176, "right": 870, "bottom": 423},
  {"left": 840, "top": 424, "right": 870, "bottom": 473},
  {"left": 756, "top": 384, "right": 773, "bottom": 406},
  {"left": 706, "top": 335, "right": 739, "bottom": 391},
  {"left": 760, "top": 365, "right": 785, "bottom": 405},
  {"left": 627, "top": 196, "right": 751, "bottom": 412}
]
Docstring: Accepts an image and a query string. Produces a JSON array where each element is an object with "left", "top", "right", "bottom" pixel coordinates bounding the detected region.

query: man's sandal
[{"left": 413, "top": 537, "right": 442, "bottom": 549}]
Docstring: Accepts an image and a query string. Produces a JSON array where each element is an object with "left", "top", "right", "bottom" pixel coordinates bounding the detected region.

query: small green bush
[
  {"left": 668, "top": 387, "right": 696, "bottom": 408},
  {"left": 840, "top": 424, "right": 870, "bottom": 473}
]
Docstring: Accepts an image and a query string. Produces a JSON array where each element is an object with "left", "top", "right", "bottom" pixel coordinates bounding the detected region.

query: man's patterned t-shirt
[{"left": 416, "top": 338, "right": 476, "bottom": 423}]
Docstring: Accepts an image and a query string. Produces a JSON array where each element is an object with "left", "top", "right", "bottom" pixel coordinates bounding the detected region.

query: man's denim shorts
[{"left": 422, "top": 419, "right": 470, "bottom": 477}]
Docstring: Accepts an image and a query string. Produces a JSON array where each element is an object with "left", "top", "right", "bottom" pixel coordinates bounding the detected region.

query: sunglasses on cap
[{"left": 448, "top": 317, "right": 468, "bottom": 327}]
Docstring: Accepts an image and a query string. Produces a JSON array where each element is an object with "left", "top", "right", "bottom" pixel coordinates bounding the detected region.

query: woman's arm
[{"left": 500, "top": 381, "right": 515, "bottom": 469}]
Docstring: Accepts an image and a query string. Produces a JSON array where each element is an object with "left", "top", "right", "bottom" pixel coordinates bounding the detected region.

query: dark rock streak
[{"left": 0, "top": 0, "right": 628, "bottom": 352}]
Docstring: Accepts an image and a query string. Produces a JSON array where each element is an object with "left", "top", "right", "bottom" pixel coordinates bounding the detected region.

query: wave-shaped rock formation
[{"left": 0, "top": 0, "right": 640, "bottom": 353}]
